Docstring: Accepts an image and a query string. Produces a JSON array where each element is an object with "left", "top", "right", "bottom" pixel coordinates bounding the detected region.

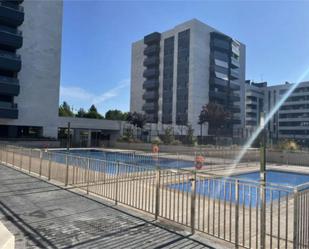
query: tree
[
  {"left": 198, "top": 102, "right": 231, "bottom": 139},
  {"left": 76, "top": 108, "right": 87, "bottom": 118},
  {"left": 185, "top": 124, "right": 196, "bottom": 145},
  {"left": 126, "top": 112, "right": 147, "bottom": 129},
  {"left": 126, "top": 112, "right": 147, "bottom": 139},
  {"left": 105, "top": 109, "right": 128, "bottom": 120},
  {"left": 59, "top": 101, "right": 74, "bottom": 117},
  {"left": 84, "top": 105, "right": 104, "bottom": 119},
  {"left": 162, "top": 127, "right": 175, "bottom": 145}
]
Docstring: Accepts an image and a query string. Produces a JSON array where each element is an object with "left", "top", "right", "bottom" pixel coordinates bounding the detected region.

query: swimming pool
[
  {"left": 50, "top": 149, "right": 194, "bottom": 171},
  {"left": 168, "top": 170, "right": 309, "bottom": 206}
]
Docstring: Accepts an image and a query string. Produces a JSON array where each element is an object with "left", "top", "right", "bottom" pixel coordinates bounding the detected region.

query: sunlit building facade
[{"left": 131, "top": 19, "right": 246, "bottom": 137}]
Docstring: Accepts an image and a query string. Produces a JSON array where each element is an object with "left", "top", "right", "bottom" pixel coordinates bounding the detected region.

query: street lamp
[{"left": 259, "top": 112, "right": 266, "bottom": 249}]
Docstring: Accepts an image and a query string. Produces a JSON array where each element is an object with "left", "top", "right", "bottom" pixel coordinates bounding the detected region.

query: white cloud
[{"left": 60, "top": 78, "right": 130, "bottom": 107}]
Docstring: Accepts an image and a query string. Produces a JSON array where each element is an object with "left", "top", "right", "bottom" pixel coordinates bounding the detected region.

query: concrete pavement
[{"left": 0, "top": 164, "right": 230, "bottom": 249}]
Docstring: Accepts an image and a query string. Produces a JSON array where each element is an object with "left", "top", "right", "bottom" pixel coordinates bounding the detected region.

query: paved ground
[{"left": 0, "top": 164, "right": 230, "bottom": 249}]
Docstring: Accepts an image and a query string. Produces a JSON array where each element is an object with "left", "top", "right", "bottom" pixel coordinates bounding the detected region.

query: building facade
[
  {"left": 131, "top": 19, "right": 246, "bottom": 137},
  {"left": 245, "top": 81, "right": 309, "bottom": 145},
  {"left": 0, "top": 0, "right": 63, "bottom": 138}
]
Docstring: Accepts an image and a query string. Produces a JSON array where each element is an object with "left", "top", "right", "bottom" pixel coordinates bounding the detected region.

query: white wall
[{"left": 0, "top": 0, "right": 63, "bottom": 138}]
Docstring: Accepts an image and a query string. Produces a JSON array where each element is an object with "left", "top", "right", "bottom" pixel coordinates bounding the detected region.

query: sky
[{"left": 60, "top": 0, "right": 309, "bottom": 115}]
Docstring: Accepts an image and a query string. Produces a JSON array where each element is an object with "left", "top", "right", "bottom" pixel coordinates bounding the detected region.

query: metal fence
[{"left": 0, "top": 144, "right": 308, "bottom": 249}]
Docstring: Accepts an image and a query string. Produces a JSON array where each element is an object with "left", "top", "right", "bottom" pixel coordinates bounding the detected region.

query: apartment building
[
  {"left": 245, "top": 81, "right": 309, "bottom": 145},
  {"left": 131, "top": 19, "right": 246, "bottom": 137},
  {"left": 244, "top": 80, "right": 266, "bottom": 138},
  {"left": 0, "top": 0, "right": 63, "bottom": 138}
]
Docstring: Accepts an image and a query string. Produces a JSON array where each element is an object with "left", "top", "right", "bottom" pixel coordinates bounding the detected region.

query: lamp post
[
  {"left": 67, "top": 122, "right": 71, "bottom": 152},
  {"left": 260, "top": 112, "right": 266, "bottom": 249}
]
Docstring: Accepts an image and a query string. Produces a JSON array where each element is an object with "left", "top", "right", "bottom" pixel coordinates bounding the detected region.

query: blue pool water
[
  {"left": 50, "top": 149, "right": 194, "bottom": 172},
  {"left": 169, "top": 170, "right": 309, "bottom": 206}
]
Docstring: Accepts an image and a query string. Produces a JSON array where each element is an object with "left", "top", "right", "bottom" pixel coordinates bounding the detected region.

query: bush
[
  {"left": 278, "top": 139, "right": 299, "bottom": 151},
  {"left": 171, "top": 139, "right": 182, "bottom": 145},
  {"left": 151, "top": 136, "right": 162, "bottom": 145},
  {"left": 162, "top": 127, "right": 175, "bottom": 145}
]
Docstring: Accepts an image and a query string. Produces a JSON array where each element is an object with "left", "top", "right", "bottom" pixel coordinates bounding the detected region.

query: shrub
[
  {"left": 278, "top": 139, "right": 299, "bottom": 151},
  {"left": 151, "top": 136, "right": 162, "bottom": 145},
  {"left": 171, "top": 139, "right": 182, "bottom": 145},
  {"left": 162, "top": 127, "right": 175, "bottom": 145}
]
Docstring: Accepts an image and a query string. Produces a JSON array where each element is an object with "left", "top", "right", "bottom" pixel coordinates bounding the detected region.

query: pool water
[
  {"left": 51, "top": 149, "right": 194, "bottom": 171},
  {"left": 168, "top": 170, "right": 309, "bottom": 206}
]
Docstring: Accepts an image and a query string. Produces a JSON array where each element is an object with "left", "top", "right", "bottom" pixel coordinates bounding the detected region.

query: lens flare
[{"left": 230, "top": 67, "right": 309, "bottom": 173}]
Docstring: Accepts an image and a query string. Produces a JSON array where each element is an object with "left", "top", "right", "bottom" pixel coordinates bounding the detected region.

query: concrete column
[{"left": 87, "top": 130, "right": 91, "bottom": 147}]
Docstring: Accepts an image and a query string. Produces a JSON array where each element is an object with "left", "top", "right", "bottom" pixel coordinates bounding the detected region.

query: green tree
[
  {"left": 185, "top": 124, "right": 196, "bottom": 145},
  {"left": 76, "top": 108, "right": 87, "bottom": 118},
  {"left": 126, "top": 112, "right": 147, "bottom": 129},
  {"left": 105, "top": 109, "right": 128, "bottom": 120},
  {"left": 59, "top": 101, "right": 74, "bottom": 117},
  {"left": 84, "top": 105, "right": 104, "bottom": 119},
  {"left": 162, "top": 127, "right": 175, "bottom": 145},
  {"left": 198, "top": 102, "right": 231, "bottom": 138}
]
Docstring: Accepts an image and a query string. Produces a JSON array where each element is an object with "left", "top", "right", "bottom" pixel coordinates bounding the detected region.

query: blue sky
[{"left": 60, "top": 0, "right": 309, "bottom": 115}]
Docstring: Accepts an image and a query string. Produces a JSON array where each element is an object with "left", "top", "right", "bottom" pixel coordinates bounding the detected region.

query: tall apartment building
[
  {"left": 244, "top": 80, "right": 266, "bottom": 137},
  {"left": 0, "top": 0, "right": 63, "bottom": 138},
  {"left": 245, "top": 81, "right": 309, "bottom": 145},
  {"left": 131, "top": 19, "right": 246, "bottom": 136}
]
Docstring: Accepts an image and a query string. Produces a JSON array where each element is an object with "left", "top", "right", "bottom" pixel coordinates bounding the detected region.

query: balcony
[
  {"left": 144, "top": 32, "right": 161, "bottom": 45},
  {"left": 143, "top": 79, "right": 159, "bottom": 90},
  {"left": 143, "top": 68, "right": 159, "bottom": 78},
  {"left": 0, "top": 25, "right": 22, "bottom": 49},
  {"left": 0, "top": 101, "right": 18, "bottom": 119},
  {"left": 146, "top": 113, "right": 158, "bottom": 123},
  {"left": 230, "top": 69, "right": 239, "bottom": 80},
  {"left": 142, "top": 102, "right": 157, "bottom": 112},
  {"left": 231, "top": 57, "right": 239, "bottom": 68},
  {"left": 209, "top": 90, "right": 226, "bottom": 100},
  {"left": 0, "top": 75, "right": 19, "bottom": 95},
  {"left": 0, "top": 2, "right": 24, "bottom": 27},
  {"left": 0, "top": 49, "right": 21, "bottom": 72},
  {"left": 229, "top": 80, "right": 240, "bottom": 91},
  {"left": 230, "top": 94, "right": 240, "bottom": 102},
  {"left": 143, "top": 91, "right": 158, "bottom": 101},
  {"left": 143, "top": 57, "right": 159, "bottom": 67},
  {"left": 144, "top": 44, "right": 160, "bottom": 56}
]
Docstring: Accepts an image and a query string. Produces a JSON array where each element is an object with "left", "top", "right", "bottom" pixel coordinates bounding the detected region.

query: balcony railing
[
  {"left": 142, "top": 102, "right": 157, "bottom": 112},
  {"left": 143, "top": 68, "right": 159, "bottom": 78},
  {"left": 144, "top": 32, "right": 161, "bottom": 45},
  {"left": 144, "top": 44, "right": 160, "bottom": 56},
  {"left": 0, "top": 2, "right": 24, "bottom": 27},
  {"left": 143, "top": 57, "right": 159, "bottom": 67},
  {"left": 0, "top": 49, "right": 21, "bottom": 72},
  {"left": 143, "top": 91, "right": 158, "bottom": 101},
  {"left": 143, "top": 79, "right": 159, "bottom": 90},
  {"left": 0, "top": 25, "right": 22, "bottom": 49}
]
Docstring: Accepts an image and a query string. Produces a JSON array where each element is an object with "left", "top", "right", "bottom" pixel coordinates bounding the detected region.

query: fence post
[
  {"left": 235, "top": 179, "right": 240, "bottom": 248},
  {"left": 114, "top": 161, "right": 120, "bottom": 205},
  {"left": 293, "top": 188, "right": 299, "bottom": 249},
  {"left": 5, "top": 147, "right": 8, "bottom": 165},
  {"left": 28, "top": 149, "right": 32, "bottom": 174},
  {"left": 12, "top": 149, "right": 15, "bottom": 167},
  {"left": 190, "top": 171, "right": 197, "bottom": 234},
  {"left": 260, "top": 183, "right": 266, "bottom": 249},
  {"left": 48, "top": 153, "right": 52, "bottom": 181},
  {"left": 155, "top": 166, "right": 161, "bottom": 220},
  {"left": 86, "top": 157, "right": 90, "bottom": 194},
  {"left": 39, "top": 150, "right": 43, "bottom": 177},
  {"left": 65, "top": 154, "right": 69, "bottom": 186},
  {"left": 19, "top": 147, "right": 23, "bottom": 170}
]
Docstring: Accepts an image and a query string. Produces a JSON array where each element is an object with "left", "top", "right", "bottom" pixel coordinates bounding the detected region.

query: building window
[{"left": 176, "top": 29, "right": 190, "bottom": 125}]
